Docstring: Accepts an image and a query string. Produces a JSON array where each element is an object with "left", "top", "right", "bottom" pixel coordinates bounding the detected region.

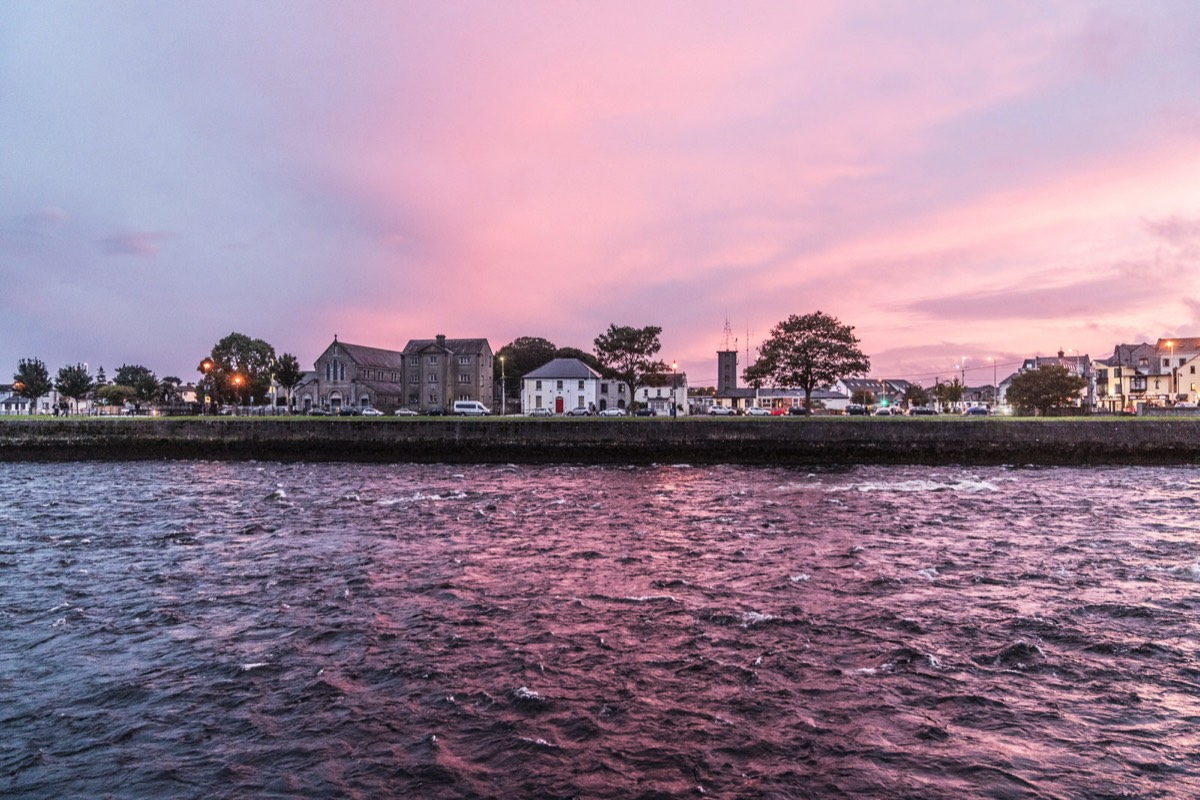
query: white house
[
  {"left": 521, "top": 358, "right": 606, "bottom": 415},
  {"left": 635, "top": 372, "right": 689, "bottom": 416}
]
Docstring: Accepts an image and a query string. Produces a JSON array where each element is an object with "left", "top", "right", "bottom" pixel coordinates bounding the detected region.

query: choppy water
[{"left": 3, "top": 462, "right": 1200, "bottom": 799}]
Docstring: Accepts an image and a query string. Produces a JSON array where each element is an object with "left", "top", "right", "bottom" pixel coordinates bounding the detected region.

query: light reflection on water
[{"left": 2, "top": 461, "right": 1200, "bottom": 798}]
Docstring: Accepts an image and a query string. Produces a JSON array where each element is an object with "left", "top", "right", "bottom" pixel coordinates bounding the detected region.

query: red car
[{"left": 770, "top": 407, "right": 789, "bottom": 416}]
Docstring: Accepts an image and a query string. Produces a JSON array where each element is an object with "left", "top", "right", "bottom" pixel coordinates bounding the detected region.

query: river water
[{"left": 2, "top": 461, "right": 1200, "bottom": 799}]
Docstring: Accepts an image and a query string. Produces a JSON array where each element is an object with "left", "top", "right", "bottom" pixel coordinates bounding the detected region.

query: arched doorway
[{"left": 329, "top": 391, "right": 342, "bottom": 412}]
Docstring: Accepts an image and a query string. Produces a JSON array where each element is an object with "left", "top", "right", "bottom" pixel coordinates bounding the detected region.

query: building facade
[
  {"left": 521, "top": 358, "right": 604, "bottom": 414},
  {"left": 297, "top": 334, "right": 493, "bottom": 414}
]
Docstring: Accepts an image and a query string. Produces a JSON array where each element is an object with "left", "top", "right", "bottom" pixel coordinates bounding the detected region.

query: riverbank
[{"left": 2, "top": 417, "right": 1199, "bottom": 465}]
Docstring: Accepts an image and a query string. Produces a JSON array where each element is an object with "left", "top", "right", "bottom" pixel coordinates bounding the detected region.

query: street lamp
[
  {"left": 199, "top": 358, "right": 215, "bottom": 415},
  {"left": 500, "top": 355, "right": 506, "bottom": 416},
  {"left": 671, "top": 360, "right": 678, "bottom": 418},
  {"left": 232, "top": 373, "right": 244, "bottom": 414},
  {"left": 1168, "top": 340, "right": 1176, "bottom": 404}
]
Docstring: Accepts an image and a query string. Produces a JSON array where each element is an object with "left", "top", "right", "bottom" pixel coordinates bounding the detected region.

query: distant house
[
  {"left": 635, "top": 372, "right": 689, "bottom": 416},
  {"left": 834, "top": 378, "right": 915, "bottom": 409},
  {"left": 521, "top": 358, "right": 605, "bottom": 414},
  {"left": 1093, "top": 342, "right": 1156, "bottom": 412},
  {"left": 0, "top": 384, "right": 30, "bottom": 415}
]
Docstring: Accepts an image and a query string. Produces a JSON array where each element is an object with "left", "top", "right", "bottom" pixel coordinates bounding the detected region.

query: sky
[{"left": 3, "top": 1, "right": 1199, "bottom": 388}]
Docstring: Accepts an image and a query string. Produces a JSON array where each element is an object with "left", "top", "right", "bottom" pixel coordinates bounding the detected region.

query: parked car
[
  {"left": 338, "top": 408, "right": 359, "bottom": 416},
  {"left": 746, "top": 407, "right": 771, "bottom": 416},
  {"left": 598, "top": 407, "right": 626, "bottom": 417},
  {"left": 309, "top": 408, "right": 329, "bottom": 416},
  {"left": 963, "top": 406, "right": 990, "bottom": 416},
  {"left": 360, "top": 407, "right": 384, "bottom": 416},
  {"left": 565, "top": 407, "right": 592, "bottom": 416},
  {"left": 394, "top": 408, "right": 419, "bottom": 416},
  {"left": 770, "top": 407, "right": 789, "bottom": 416},
  {"left": 708, "top": 406, "right": 736, "bottom": 416},
  {"left": 909, "top": 407, "right": 938, "bottom": 416},
  {"left": 788, "top": 406, "right": 807, "bottom": 416},
  {"left": 636, "top": 408, "right": 656, "bottom": 417},
  {"left": 846, "top": 404, "right": 869, "bottom": 416},
  {"left": 873, "top": 407, "right": 896, "bottom": 416},
  {"left": 425, "top": 406, "right": 446, "bottom": 416},
  {"left": 528, "top": 407, "right": 553, "bottom": 417}
]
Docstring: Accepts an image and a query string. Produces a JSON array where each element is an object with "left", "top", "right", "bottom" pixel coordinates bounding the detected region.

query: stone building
[
  {"left": 296, "top": 334, "right": 493, "bottom": 414},
  {"left": 402, "top": 335, "right": 494, "bottom": 413}
]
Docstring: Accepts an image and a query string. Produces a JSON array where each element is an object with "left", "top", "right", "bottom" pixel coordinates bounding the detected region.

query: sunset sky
[{"left": 3, "top": 1, "right": 1199, "bottom": 388}]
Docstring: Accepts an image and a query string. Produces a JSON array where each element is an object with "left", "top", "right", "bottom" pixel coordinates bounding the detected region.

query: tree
[
  {"left": 159, "top": 376, "right": 183, "bottom": 405},
  {"left": 95, "top": 383, "right": 137, "bottom": 411},
  {"left": 274, "top": 353, "right": 304, "bottom": 410},
  {"left": 55, "top": 363, "right": 93, "bottom": 414},
  {"left": 932, "top": 378, "right": 964, "bottom": 410},
  {"left": 593, "top": 324, "right": 667, "bottom": 410},
  {"left": 1006, "top": 366, "right": 1087, "bottom": 416},
  {"left": 13, "top": 358, "right": 53, "bottom": 414},
  {"left": 850, "top": 388, "right": 876, "bottom": 406},
  {"left": 114, "top": 364, "right": 161, "bottom": 407},
  {"left": 904, "top": 385, "right": 931, "bottom": 408},
  {"left": 493, "top": 336, "right": 558, "bottom": 399},
  {"left": 745, "top": 311, "right": 870, "bottom": 415},
  {"left": 207, "top": 332, "right": 277, "bottom": 406}
]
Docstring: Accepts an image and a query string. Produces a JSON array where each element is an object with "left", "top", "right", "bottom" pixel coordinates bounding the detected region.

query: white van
[{"left": 452, "top": 400, "right": 491, "bottom": 416}]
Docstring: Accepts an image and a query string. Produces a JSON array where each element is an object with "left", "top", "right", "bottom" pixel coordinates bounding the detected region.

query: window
[
  {"left": 428, "top": 374, "right": 438, "bottom": 383},
  {"left": 409, "top": 374, "right": 419, "bottom": 384},
  {"left": 408, "top": 394, "right": 418, "bottom": 404},
  {"left": 577, "top": 398, "right": 585, "bottom": 408},
  {"left": 459, "top": 356, "right": 471, "bottom": 366},
  {"left": 535, "top": 380, "right": 542, "bottom": 390},
  {"left": 600, "top": 384, "right": 608, "bottom": 395},
  {"left": 1164, "top": 359, "right": 1170, "bottom": 368},
  {"left": 578, "top": 380, "right": 584, "bottom": 390},
  {"left": 458, "top": 374, "right": 471, "bottom": 384},
  {"left": 1180, "top": 358, "right": 1187, "bottom": 367},
  {"left": 429, "top": 355, "right": 438, "bottom": 365},
  {"left": 556, "top": 380, "right": 563, "bottom": 390},
  {"left": 535, "top": 395, "right": 542, "bottom": 408},
  {"left": 1139, "top": 358, "right": 1148, "bottom": 366},
  {"left": 618, "top": 384, "right": 626, "bottom": 393},
  {"left": 428, "top": 392, "right": 438, "bottom": 403},
  {"left": 1191, "top": 365, "right": 1197, "bottom": 374},
  {"left": 459, "top": 393, "right": 471, "bottom": 401},
  {"left": 391, "top": 372, "right": 397, "bottom": 382}
]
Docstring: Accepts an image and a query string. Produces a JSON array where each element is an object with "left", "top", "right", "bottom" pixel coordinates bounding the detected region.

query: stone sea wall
[{"left": 2, "top": 418, "right": 1199, "bottom": 465}]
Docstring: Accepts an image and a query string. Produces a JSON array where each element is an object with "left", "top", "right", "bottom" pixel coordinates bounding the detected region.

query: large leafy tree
[
  {"left": 904, "top": 385, "right": 931, "bottom": 408},
  {"left": 114, "top": 364, "right": 161, "bottom": 404},
  {"left": 746, "top": 311, "right": 870, "bottom": 415},
  {"left": 273, "top": 353, "right": 304, "bottom": 409},
  {"left": 207, "top": 332, "right": 277, "bottom": 406},
  {"left": 1006, "top": 366, "right": 1087, "bottom": 416},
  {"left": 55, "top": 363, "right": 93, "bottom": 414},
  {"left": 95, "top": 384, "right": 137, "bottom": 410},
  {"left": 593, "top": 324, "right": 667, "bottom": 409},
  {"left": 13, "top": 358, "right": 53, "bottom": 413},
  {"left": 493, "top": 336, "right": 558, "bottom": 399}
]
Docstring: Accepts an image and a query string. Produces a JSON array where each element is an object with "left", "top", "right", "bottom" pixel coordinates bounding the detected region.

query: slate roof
[
  {"left": 404, "top": 338, "right": 491, "bottom": 356},
  {"left": 1098, "top": 343, "right": 1155, "bottom": 371},
  {"left": 335, "top": 342, "right": 406, "bottom": 370},
  {"left": 524, "top": 358, "right": 603, "bottom": 380}
]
